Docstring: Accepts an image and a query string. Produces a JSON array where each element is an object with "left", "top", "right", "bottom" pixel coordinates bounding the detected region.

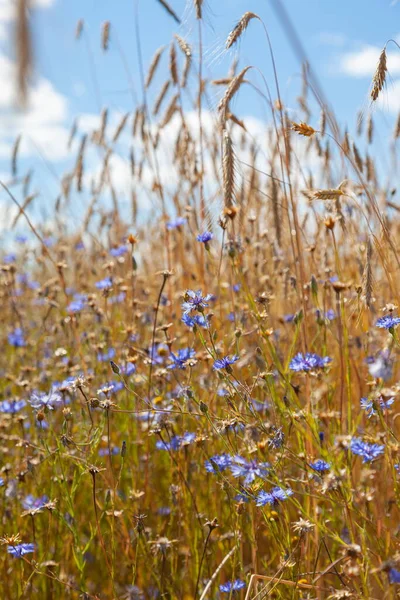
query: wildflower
[
  {"left": 95, "top": 277, "right": 112, "bottom": 290},
  {"left": 233, "top": 283, "right": 241, "bottom": 292},
  {"left": 289, "top": 352, "right": 331, "bottom": 372},
  {"left": 350, "top": 437, "right": 385, "bottom": 463},
  {"left": 197, "top": 231, "right": 213, "bottom": 244},
  {"left": 205, "top": 453, "right": 232, "bottom": 473},
  {"left": 389, "top": 568, "right": 400, "bottom": 583},
  {"left": 68, "top": 295, "right": 87, "bottom": 313},
  {"left": 284, "top": 314, "right": 295, "bottom": 323},
  {"left": 309, "top": 459, "right": 331, "bottom": 472},
  {"left": 22, "top": 495, "right": 49, "bottom": 511},
  {"left": 0, "top": 400, "right": 26, "bottom": 414},
  {"left": 28, "top": 389, "right": 63, "bottom": 411},
  {"left": 316, "top": 309, "right": 336, "bottom": 323},
  {"left": 181, "top": 313, "right": 209, "bottom": 329},
  {"left": 181, "top": 289, "right": 212, "bottom": 315},
  {"left": 292, "top": 518, "right": 315, "bottom": 534},
  {"left": 230, "top": 456, "right": 270, "bottom": 487},
  {"left": 7, "top": 543, "right": 35, "bottom": 558},
  {"left": 220, "top": 579, "right": 246, "bottom": 593},
  {"left": 213, "top": 354, "right": 239, "bottom": 371},
  {"left": 256, "top": 486, "right": 293, "bottom": 506},
  {"left": 4, "top": 253, "right": 16, "bottom": 263},
  {"left": 166, "top": 217, "right": 186, "bottom": 230},
  {"left": 155, "top": 432, "right": 196, "bottom": 451},
  {"left": 376, "top": 315, "right": 400, "bottom": 330},
  {"left": 360, "top": 396, "right": 394, "bottom": 418},
  {"left": 110, "top": 245, "right": 128, "bottom": 257},
  {"left": 0, "top": 478, "right": 3, "bottom": 486},
  {"left": 97, "top": 348, "right": 116, "bottom": 362},
  {"left": 269, "top": 427, "right": 284, "bottom": 448},
  {"left": 366, "top": 350, "right": 393, "bottom": 381},
  {"left": 167, "top": 348, "right": 196, "bottom": 370},
  {"left": 8, "top": 328, "right": 26, "bottom": 348}
]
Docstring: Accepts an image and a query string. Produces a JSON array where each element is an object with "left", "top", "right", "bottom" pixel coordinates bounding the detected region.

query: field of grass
[{"left": 1, "top": 2, "right": 400, "bottom": 599}]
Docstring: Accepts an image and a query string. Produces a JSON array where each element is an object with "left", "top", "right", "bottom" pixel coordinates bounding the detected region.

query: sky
[{"left": 0, "top": 0, "right": 400, "bottom": 233}]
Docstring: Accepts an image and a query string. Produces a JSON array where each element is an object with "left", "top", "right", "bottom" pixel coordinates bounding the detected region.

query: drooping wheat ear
[
  {"left": 371, "top": 47, "right": 387, "bottom": 102},
  {"left": 367, "top": 114, "right": 373, "bottom": 144},
  {"left": 225, "top": 12, "right": 259, "bottom": 49},
  {"left": 194, "top": 0, "right": 203, "bottom": 19},
  {"left": 113, "top": 113, "right": 130, "bottom": 143},
  {"left": 218, "top": 66, "right": 251, "bottom": 126},
  {"left": 145, "top": 46, "right": 166, "bottom": 89},
  {"left": 169, "top": 43, "right": 179, "bottom": 86},
  {"left": 68, "top": 119, "right": 78, "bottom": 150},
  {"left": 160, "top": 93, "right": 178, "bottom": 129},
  {"left": 362, "top": 237, "right": 373, "bottom": 309},
  {"left": 75, "top": 19, "right": 84, "bottom": 40},
  {"left": 174, "top": 35, "right": 192, "bottom": 88},
  {"left": 271, "top": 177, "right": 281, "bottom": 246},
  {"left": 366, "top": 154, "right": 375, "bottom": 182},
  {"left": 156, "top": 0, "right": 181, "bottom": 24},
  {"left": 222, "top": 128, "right": 235, "bottom": 209},
  {"left": 291, "top": 122, "right": 316, "bottom": 137},
  {"left": 11, "top": 135, "right": 22, "bottom": 177},
  {"left": 342, "top": 129, "right": 350, "bottom": 154},
  {"left": 353, "top": 143, "right": 364, "bottom": 172},
  {"left": 153, "top": 80, "right": 170, "bottom": 115},
  {"left": 395, "top": 113, "right": 400, "bottom": 138},
  {"left": 320, "top": 110, "right": 326, "bottom": 137},
  {"left": 101, "top": 21, "right": 110, "bottom": 51},
  {"left": 75, "top": 135, "right": 87, "bottom": 193},
  {"left": 16, "top": 0, "right": 31, "bottom": 106},
  {"left": 312, "top": 188, "right": 344, "bottom": 200},
  {"left": 99, "top": 108, "right": 108, "bottom": 146}
]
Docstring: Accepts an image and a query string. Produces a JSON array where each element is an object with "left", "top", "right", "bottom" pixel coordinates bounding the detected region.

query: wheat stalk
[
  {"left": 222, "top": 128, "right": 235, "bottom": 209},
  {"left": 101, "top": 21, "right": 110, "bottom": 51},
  {"left": 145, "top": 46, "right": 166, "bottom": 89},
  {"left": 153, "top": 80, "right": 170, "bottom": 116},
  {"left": 218, "top": 66, "right": 251, "bottom": 125},
  {"left": 156, "top": 0, "right": 180, "bottom": 24},
  {"left": 16, "top": 0, "right": 31, "bottom": 106},
  {"left": 169, "top": 43, "right": 179, "bottom": 86}
]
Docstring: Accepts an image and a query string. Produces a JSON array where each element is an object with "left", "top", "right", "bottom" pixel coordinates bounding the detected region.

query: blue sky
[{"left": 0, "top": 0, "right": 400, "bottom": 230}]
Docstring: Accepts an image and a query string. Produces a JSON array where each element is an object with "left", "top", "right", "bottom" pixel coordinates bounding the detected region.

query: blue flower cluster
[{"left": 289, "top": 352, "right": 331, "bottom": 372}]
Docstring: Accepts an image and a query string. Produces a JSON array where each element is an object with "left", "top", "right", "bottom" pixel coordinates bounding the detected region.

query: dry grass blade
[
  {"left": 101, "top": 21, "right": 110, "bottom": 50},
  {"left": 11, "top": 193, "right": 37, "bottom": 228},
  {"left": 226, "top": 12, "right": 259, "bottom": 49},
  {"left": 156, "top": 0, "right": 181, "bottom": 24},
  {"left": 160, "top": 93, "right": 178, "bottom": 128},
  {"left": 291, "top": 121, "right": 316, "bottom": 137},
  {"left": 362, "top": 237, "right": 373, "bottom": 308},
  {"left": 371, "top": 47, "right": 387, "bottom": 102},
  {"left": 112, "top": 112, "right": 130, "bottom": 143},
  {"left": 16, "top": 0, "right": 32, "bottom": 107},
  {"left": 145, "top": 45, "right": 166, "bottom": 89}
]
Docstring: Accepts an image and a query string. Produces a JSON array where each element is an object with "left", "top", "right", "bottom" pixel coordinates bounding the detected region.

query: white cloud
[{"left": 340, "top": 45, "right": 400, "bottom": 77}]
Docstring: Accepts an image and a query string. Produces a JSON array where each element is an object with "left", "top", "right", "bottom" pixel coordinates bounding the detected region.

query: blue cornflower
[
  {"left": 167, "top": 217, "right": 187, "bottom": 230},
  {"left": 205, "top": 453, "right": 232, "bottom": 473},
  {"left": 256, "top": 486, "right": 293, "bottom": 506},
  {"left": 360, "top": 396, "right": 395, "bottom": 418},
  {"left": 156, "top": 432, "right": 196, "bottom": 451},
  {"left": 7, "top": 543, "right": 35, "bottom": 558},
  {"left": 283, "top": 314, "right": 295, "bottom": 323},
  {"left": 75, "top": 240, "right": 84, "bottom": 250},
  {"left": 197, "top": 231, "right": 213, "bottom": 244},
  {"left": 157, "top": 507, "right": 171, "bottom": 516},
  {"left": 213, "top": 355, "right": 239, "bottom": 371},
  {"left": 350, "top": 437, "right": 385, "bottom": 463},
  {"left": 181, "top": 289, "right": 212, "bottom": 315},
  {"left": 316, "top": 309, "right": 336, "bottom": 322},
  {"left": 0, "top": 399, "right": 26, "bottom": 414},
  {"left": 232, "top": 284, "right": 241, "bottom": 292},
  {"left": 97, "top": 348, "right": 116, "bottom": 362},
  {"left": 309, "top": 459, "right": 331, "bottom": 472},
  {"left": 95, "top": 277, "right": 112, "bottom": 290},
  {"left": 110, "top": 245, "right": 128, "bottom": 257},
  {"left": 366, "top": 350, "right": 393, "bottom": 381},
  {"left": 148, "top": 343, "right": 168, "bottom": 365},
  {"left": 109, "top": 292, "right": 126, "bottom": 304},
  {"left": 0, "top": 478, "right": 4, "bottom": 486},
  {"left": 121, "top": 362, "right": 136, "bottom": 376},
  {"left": 4, "top": 253, "right": 16, "bottom": 264},
  {"left": 98, "top": 446, "right": 120, "bottom": 456},
  {"left": 8, "top": 328, "right": 26, "bottom": 348},
  {"left": 182, "top": 313, "right": 209, "bottom": 329},
  {"left": 230, "top": 456, "right": 270, "bottom": 487},
  {"left": 16, "top": 234, "right": 28, "bottom": 243},
  {"left": 389, "top": 568, "right": 400, "bottom": 584},
  {"left": 289, "top": 352, "right": 331, "bottom": 372},
  {"left": 22, "top": 495, "right": 49, "bottom": 510},
  {"left": 68, "top": 295, "right": 87, "bottom": 313},
  {"left": 376, "top": 315, "right": 400, "bottom": 330},
  {"left": 29, "top": 389, "right": 63, "bottom": 411},
  {"left": 168, "top": 348, "right": 196, "bottom": 370},
  {"left": 220, "top": 579, "right": 246, "bottom": 593},
  {"left": 269, "top": 428, "right": 284, "bottom": 448}
]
